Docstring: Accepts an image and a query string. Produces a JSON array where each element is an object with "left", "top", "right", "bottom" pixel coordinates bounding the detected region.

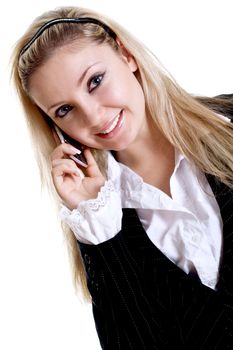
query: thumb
[{"left": 85, "top": 149, "right": 103, "bottom": 178}]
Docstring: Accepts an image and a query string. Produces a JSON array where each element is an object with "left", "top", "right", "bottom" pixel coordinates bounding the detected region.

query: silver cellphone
[{"left": 54, "top": 125, "right": 88, "bottom": 168}]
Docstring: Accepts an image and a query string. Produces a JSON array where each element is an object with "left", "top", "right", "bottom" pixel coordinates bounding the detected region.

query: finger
[
  {"left": 52, "top": 157, "right": 77, "bottom": 168},
  {"left": 51, "top": 128, "right": 61, "bottom": 146},
  {"left": 52, "top": 158, "right": 85, "bottom": 180},
  {"left": 51, "top": 160, "right": 81, "bottom": 177},
  {"left": 51, "top": 162, "right": 83, "bottom": 190},
  {"left": 84, "top": 149, "right": 103, "bottom": 178},
  {"left": 51, "top": 143, "right": 81, "bottom": 161},
  {"left": 52, "top": 172, "right": 82, "bottom": 199}
]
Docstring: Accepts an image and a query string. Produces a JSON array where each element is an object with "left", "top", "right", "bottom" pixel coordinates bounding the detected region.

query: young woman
[{"left": 11, "top": 6, "right": 233, "bottom": 349}]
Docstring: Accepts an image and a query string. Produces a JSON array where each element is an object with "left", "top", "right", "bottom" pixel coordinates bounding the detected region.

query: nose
[{"left": 76, "top": 95, "right": 105, "bottom": 129}]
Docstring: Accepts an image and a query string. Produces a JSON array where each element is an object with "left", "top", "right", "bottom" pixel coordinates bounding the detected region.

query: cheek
[
  {"left": 102, "top": 74, "right": 142, "bottom": 106},
  {"left": 101, "top": 82, "right": 126, "bottom": 104}
]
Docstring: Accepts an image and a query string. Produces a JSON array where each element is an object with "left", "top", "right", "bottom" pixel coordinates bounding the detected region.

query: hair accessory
[{"left": 19, "top": 17, "right": 116, "bottom": 56}]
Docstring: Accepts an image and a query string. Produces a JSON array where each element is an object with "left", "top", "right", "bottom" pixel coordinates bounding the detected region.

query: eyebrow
[{"left": 47, "top": 62, "right": 100, "bottom": 113}]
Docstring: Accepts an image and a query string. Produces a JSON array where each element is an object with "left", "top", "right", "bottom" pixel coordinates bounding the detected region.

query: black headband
[{"left": 19, "top": 17, "right": 116, "bottom": 56}]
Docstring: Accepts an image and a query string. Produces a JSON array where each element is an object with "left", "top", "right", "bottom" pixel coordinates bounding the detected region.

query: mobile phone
[{"left": 54, "top": 125, "right": 88, "bottom": 168}]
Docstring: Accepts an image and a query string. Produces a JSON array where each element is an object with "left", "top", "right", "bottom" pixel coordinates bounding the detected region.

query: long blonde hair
[{"left": 11, "top": 6, "right": 233, "bottom": 301}]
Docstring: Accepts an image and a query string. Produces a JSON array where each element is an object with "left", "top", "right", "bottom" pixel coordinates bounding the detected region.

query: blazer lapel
[{"left": 206, "top": 174, "right": 233, "bottom": 295}]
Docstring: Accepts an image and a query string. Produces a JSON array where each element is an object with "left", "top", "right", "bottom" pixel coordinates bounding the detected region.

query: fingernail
[{"left": 71, "top": 146, "right": 81, "bottom": 155}]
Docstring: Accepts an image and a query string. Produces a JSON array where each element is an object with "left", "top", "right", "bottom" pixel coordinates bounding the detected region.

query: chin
[{"left": 110, "top": 139, "right": 135, "bottom": 152}]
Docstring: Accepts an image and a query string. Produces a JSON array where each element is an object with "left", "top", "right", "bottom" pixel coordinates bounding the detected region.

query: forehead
[
  {"left": 28, "top": 42, "right": 119, "bottom": 107},
  {"left": 30, "top": 42, "right": 118, "bottom": 84},
  {"left": 54, "top": 40, "right": 111, "bottom": 57},
  {"left": 47, "top": 41, "right": 118, "bottom": 69}
]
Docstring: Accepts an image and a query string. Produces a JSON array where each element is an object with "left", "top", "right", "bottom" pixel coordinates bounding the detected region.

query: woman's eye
[
  {"left": 88, "top": 73, "right": 104, "bottom": 92},
  {"left": 55, "top": 104, "right": 73, "bottom": 118}
]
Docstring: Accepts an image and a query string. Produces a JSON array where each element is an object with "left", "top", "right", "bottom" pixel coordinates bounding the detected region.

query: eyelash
[
  {"left": 55, "top": 105, "right": 73, "bottom": 118},
  {"left": 87, "top": 72, "right": 105, "bottom": 92},
  {"left": 55, "top": 72, "right": 105, "bottom": 118}
]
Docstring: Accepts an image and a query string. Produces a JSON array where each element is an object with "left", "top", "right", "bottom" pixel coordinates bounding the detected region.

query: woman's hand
[{"left": 51, "top": 143, "right": 105, "bottom": 210}]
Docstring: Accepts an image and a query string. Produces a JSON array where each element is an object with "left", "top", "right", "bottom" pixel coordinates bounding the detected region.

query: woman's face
[{"left": 29, "top": 41, "right": 146, "bottom": 151}]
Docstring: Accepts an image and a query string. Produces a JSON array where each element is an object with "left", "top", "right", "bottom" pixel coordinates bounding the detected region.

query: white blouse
[{"left": 60, "top": 150, "right": 223, "bottom": 290}]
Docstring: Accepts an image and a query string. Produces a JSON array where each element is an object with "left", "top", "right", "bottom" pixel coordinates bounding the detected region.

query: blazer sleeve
[
  {"left": 78, "top": 209, "right": 171, "bottom": 350},
  {"left": 78, "top": 206, "right": 231, "bottom": 350}
]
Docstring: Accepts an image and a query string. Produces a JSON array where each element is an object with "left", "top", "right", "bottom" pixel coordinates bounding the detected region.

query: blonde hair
[{"left": 11, "top": 6, "right": 233, "bottom": 301}]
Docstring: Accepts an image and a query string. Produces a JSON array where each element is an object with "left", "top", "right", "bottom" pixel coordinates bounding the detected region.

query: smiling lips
[{"left": 96, "top": 110, "right": 124, "bottom": 138}]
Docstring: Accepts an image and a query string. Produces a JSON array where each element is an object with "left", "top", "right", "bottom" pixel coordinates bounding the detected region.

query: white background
[{"left": 1, "top": 0, "right": 232, "bottom": 349}]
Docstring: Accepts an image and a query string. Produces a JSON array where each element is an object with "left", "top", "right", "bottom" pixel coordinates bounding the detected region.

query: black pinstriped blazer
[{"left": 79, "top": 96, "right": 233, "bottom": 349}]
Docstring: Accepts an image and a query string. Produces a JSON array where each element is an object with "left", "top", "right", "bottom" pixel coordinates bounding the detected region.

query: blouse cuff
[{"left": 59, "top": 180, "right": 122, "bottom": 245}]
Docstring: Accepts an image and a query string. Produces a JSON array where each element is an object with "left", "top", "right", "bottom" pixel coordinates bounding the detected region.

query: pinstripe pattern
[
  {"left": 79, "top": 100, "right": 233, "bottom": 349},
  {"left": 79, "top": 180, "right": 233, "bottom": 349}
]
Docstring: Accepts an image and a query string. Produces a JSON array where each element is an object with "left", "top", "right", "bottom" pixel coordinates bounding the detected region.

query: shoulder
[
  {"left": 195, "top": 93, "right": 233, "bottom": 121},
  {"left": 214, "top": 93, "right": 233, "bottom": 101},
  {"left": 213, "top": 93, "right": 233, "bottom": 121}
]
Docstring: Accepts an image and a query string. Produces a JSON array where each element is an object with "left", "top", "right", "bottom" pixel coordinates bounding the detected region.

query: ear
[{"left": 116, "top": 37, "right": 138, "bottom": 72}]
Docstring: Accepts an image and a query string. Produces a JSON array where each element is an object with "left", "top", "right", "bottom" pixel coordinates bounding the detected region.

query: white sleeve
[{"left": 59, "top": 180, "right": 122, "bottom": 245}]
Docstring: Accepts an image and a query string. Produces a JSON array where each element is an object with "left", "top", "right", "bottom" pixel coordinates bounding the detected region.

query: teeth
[{"left": 99, "top": 114, "right": 120, "bottom": 134}]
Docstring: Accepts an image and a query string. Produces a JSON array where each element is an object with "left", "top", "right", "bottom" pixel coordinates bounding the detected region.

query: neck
[{"left": 115, "top": 120, "right": 175, "bottom": 196}]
